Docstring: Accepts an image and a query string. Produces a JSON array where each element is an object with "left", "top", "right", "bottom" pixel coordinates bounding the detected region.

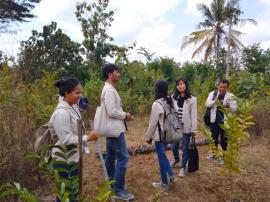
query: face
[
  {"left": 218, "top": 82, "right": 229, "bottom": 95},
  {"left": 65, "top": 84, "right": 82, "bottom": 105},
  {"left": 109, "top": 70, "right": 120, "bottom": 83},
  {"left": 176, "top": 80, "right": 186, "bottom": 94}
]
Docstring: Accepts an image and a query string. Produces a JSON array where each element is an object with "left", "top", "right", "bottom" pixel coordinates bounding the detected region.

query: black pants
[{"left": 210, "top": 123, "right": 227, "bottom": 151}]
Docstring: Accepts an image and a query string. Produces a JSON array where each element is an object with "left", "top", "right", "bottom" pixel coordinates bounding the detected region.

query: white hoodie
[{"left": 49, "top": 98, "right": 88, "bottom": 163}]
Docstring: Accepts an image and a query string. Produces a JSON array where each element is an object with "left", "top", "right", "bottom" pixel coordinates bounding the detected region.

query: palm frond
[
  {"left": 181, "top": 29, "right": 212, "bottom": 50},
  {"left": 191, "top": 38, "right": 211, "bottom": 58}
]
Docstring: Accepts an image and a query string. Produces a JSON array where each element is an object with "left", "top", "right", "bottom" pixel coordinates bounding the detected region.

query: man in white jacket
[
  {"left": 205, "top": 79, "right": 237, "bottom": 164},
  {"left": 101, "top": 64, "right": 135, "bottom": 201}
]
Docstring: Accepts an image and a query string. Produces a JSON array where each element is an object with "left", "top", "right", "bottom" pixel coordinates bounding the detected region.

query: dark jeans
[
  {"left": 53, "top": 163, "right": 79, "bottom": 202},
  {"left": 171, "top": 133, "right": 191, "bottom": 169},
  {"left": 105, "top": 133, "right": 129, "bottom": 193},
  {"left": 210, "top": 123, "right": 227, "bottom": 151},
  {"left": 155, "top": 141, "right": 174, "bottom": 184}
]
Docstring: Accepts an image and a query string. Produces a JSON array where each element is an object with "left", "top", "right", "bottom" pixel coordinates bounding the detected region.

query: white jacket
[
  {"left": 101, "top": 82, "right": 126, "bottom": 137},
  {"left": 172, "top": 95, "right": 198, "bottom": 134},
  {"left": 205, "top": 91, "right": 237, "bottom": 123},
  {"left": 146, "top": 99, "right": 165, "bottom": 142},
  {"left": 49, "top": 100, "right": 88, "bottom": 163}
]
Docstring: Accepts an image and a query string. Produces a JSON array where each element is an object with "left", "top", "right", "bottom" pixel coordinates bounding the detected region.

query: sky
[{"left": 1, "top": 0, "right": 270, "bottom": 63}]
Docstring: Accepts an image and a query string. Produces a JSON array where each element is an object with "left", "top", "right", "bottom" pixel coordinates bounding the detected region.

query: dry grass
[{"left": 37, "top": 118, "right": 270, "bottom": 202}]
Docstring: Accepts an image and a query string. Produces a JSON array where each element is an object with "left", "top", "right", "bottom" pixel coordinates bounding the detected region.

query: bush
[{"left": 0, "top": 65, "right": 57, "bottom": 186}]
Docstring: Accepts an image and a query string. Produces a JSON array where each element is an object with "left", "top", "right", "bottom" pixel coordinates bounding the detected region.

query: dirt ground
[{"left": 38, "top": 117, "right": 270, "bottom": 202}]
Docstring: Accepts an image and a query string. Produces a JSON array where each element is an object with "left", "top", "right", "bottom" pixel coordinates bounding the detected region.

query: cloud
[
  {"left": 34, "top": 0, "right": 75, "bottom": 23},
  {"left": 108, "top": 0, "right": 181, "bottom": 38},
  {"left": 184, "top": 0, "right": 212, "bottom": 16}
]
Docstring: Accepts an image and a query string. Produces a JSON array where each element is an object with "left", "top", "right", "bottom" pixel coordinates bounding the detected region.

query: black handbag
[
  {"left": 203, "top": 91, "right": 218, "bottom": 127},
  {"left": 188, "top": 137, "right": 199, "bottom": 173}
]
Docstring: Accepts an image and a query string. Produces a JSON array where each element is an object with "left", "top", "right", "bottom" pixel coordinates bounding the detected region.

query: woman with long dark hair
[
  {"left": 145, "top": 80, "right": 177, "bottom": 190},
  {"left": 171, "top": 78, "right": 197, "bottom": 177}
]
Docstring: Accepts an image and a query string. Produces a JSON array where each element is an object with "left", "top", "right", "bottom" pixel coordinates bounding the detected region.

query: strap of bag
[
  {"left": 191, "top": 136, "right": 196, "bottom": 149},
  {"left": 155, "top": 100, "right": 166, "bottom": 142}
]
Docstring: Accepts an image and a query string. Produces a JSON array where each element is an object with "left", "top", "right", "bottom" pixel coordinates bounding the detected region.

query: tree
[
  {"left": 242, "top": 43, "right": 270, "bottom": 74},
  {"left": 181, "top": 0, "right": 256, "bottom": 63},
  {"left": 75, "top": 0, "right": 118, "bottom": 69},
  {"left": 0, "top": 0, "right": 41, "bottom": 33},
  {"left": 18, "top": 22, "right": 87, "bottom": 83}
]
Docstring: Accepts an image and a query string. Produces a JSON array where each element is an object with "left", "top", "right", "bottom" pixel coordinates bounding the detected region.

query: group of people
[{"left": 49, "top": 63, "right": 237, "bottom": 201}]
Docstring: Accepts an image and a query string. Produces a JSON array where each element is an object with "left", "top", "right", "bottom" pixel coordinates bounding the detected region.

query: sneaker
[
  {"left": 113, "top": 191, "right": 134, "bottom": 201},
  {"left": 179, "top": 168, "right": 185, "bottom": 177},
  {"left": 152, "top": 181, "right": 168, "bottom": 191},
  {"left": 170, "top": 160, "right": 180, "bottom": 168},
  {"left": 219, "top": 157, "right": 224, "bottom": 165},
  {"left": 206, "top": 154, "right": 214, "bottom": 160},
  {"left": 169, "top": 175, "right": 177, "bottom": 183}
]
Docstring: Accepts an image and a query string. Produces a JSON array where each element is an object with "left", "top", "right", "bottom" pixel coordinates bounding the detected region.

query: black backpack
[{"left": 204, "top": 91, "right": 217, "bottom": 127}]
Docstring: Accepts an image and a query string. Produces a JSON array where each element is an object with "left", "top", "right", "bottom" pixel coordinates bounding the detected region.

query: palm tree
[{"left": 181, "top": 0, "right": 256, "bottom": 63}]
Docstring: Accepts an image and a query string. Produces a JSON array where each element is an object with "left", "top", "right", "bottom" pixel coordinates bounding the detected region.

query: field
[{"left": 38, "top": 119, "right": 270, "bottom": 202}]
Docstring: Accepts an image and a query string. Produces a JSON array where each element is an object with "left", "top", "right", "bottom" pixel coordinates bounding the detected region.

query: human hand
[
  {"left": 191, "top": 132, "right": 197, "bottom": 137},
  {"left": 146, "top": 139, "right": 152, "bottom": 145},
  {"left": 87, "top": 131, "right": 99, "bottom": 141},
  {"left": 126, "top": 113, "right": 135, "bottom": 122}
]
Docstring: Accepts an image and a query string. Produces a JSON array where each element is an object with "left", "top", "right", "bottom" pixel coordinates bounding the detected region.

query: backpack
[
  {"left": 34, "top": 123, "right": 58, "bottom": 159},
  {"left": 204, "top": 91, "right": 217, "bottom": 127},
  {"left": 156, "top": 100, "right": 183, "bottom": 144},
  {"left": 34, "top": 106, "right": 69, "bottom": 158}
]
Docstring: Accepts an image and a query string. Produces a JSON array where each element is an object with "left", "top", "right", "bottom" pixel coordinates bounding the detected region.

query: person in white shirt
[
  {"left": 170, "top": 78, "right": 197, "bottom": 177},
  {"left": 101, "top": 64, "right": 135, "bottom": 201},
  {"left": 205, "top": 79, "right": 237, "bottom": 165},
  {"left": 51, "top": 78, "right": 99, "bottom": 202},
  {"left": 146, "top": 80, "right": 177, "bottom": 191}
]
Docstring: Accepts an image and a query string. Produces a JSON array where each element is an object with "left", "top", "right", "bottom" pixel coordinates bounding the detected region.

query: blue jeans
[
  {"left": 105, "top": 133, "right": 129, "bottom": 193},
  {"left": 171, "top": 133, "right": 191, "bottom": 169},
  {"left": 155, "top": 141, "right": 174, "bottom": 184}
]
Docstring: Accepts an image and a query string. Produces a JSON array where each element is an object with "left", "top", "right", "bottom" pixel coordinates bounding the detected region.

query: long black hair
[
  {"left": 173, "top": 78, "right": 192, "bottom": 100},
  {"left": 54, "top": 78, "right": 80, "bottom": 97},
  {"left": 155, "top": 80, "right": 173, "bottom": 108}
]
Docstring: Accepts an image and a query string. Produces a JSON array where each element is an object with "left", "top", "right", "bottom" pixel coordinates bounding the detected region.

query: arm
[
  {"left": 228, "top": 95, "right": 237, "bottom": 112},
  {"left": 104, "top": 88, "right": 126, "bottom": 120},
  {"left": 205, "top": 91, "right": 216, "bottom": 108},
  {"left": 146, "top": 102, "right": 162, "bottom": 141},
  {"left": 191, "top": 97, "right": 198, "bottom": 133},
  {"left": 53, "top": 110, "right": 87, "bottom": 145}
]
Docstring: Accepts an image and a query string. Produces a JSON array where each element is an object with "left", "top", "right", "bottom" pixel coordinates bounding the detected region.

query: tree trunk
[{"left": 226, "top": 1, "right": 233, "bottom": 79}]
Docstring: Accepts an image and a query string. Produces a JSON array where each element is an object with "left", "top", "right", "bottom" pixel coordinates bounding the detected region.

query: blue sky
[{"left": 1, "top": 0, "right": 270, "bottom": 63}]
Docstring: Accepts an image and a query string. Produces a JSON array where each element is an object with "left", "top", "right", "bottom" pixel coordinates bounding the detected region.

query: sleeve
[
  {"left": 205, "top": 91, "right": 216, "bottom": 108},
  {"left": 53, "top": 109, "right": 80, "bottom": 145},
  {"left": 191, "top": 97, "right": 198, "bottom": 133},
  {"left": 146, "top": 102, "right": 163, "bottom": 141},
  {"left": 228, "top": 94, "right": 237, "bottom": 112},
  {"left": 104, "top": 88, "right": 126, "bottom": 120}
]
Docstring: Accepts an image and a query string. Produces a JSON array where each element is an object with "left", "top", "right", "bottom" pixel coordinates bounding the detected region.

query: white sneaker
[
  {"left": 219, "top": 157, "right": 224, "bottom": 165},
  {"left": 206, "top": 154, "right": 214, "bottom": 160},
  {"left": 179, "top": 168, "right": 185, "bottom": 177},
  {"left": 152, "top": 181, "right": 168, "bottom": 191},
  {"left": 169, "top": 176, "right": 177, "bottom": 183}
]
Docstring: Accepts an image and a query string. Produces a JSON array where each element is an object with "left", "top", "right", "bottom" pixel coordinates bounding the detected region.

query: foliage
[
  {"left": 93, "top": 180, "right": 115, "bottom": 202},
  {"left": 0, "top": 65, "right": 56, "bottom": 184},
  {"left": 18, "top": 22, "right": 86, "bottom": 83},
  {"left": 0, "top": 182, "right": 40, "bottom": 202},
  {"left": 242, "top": 43, "right": 270, "bottom": 73},
  {"left": 181, "top": 0, "right": 256, "bottom": 61},
  {"left": 0, "top": 0, "right": 41, "bottom": 33},
  {"left": 75, "top": 0, "right": 118, "bottom": 68}
]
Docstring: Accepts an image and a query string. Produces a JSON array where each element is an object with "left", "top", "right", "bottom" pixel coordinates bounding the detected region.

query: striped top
[
  {"left": 178, "top": 107, "right": 183, "bottom": 122},
  {"left": 177, "top": 96, "right": 185, "bottom": 123}
]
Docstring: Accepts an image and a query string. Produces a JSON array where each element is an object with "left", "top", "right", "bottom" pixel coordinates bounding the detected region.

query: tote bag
[
  {"left": 93, "top": 89, "right": 124, "bottom": 137},
  {"left": 188, "top": 137, "right": 199, "bottom": 172}
]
